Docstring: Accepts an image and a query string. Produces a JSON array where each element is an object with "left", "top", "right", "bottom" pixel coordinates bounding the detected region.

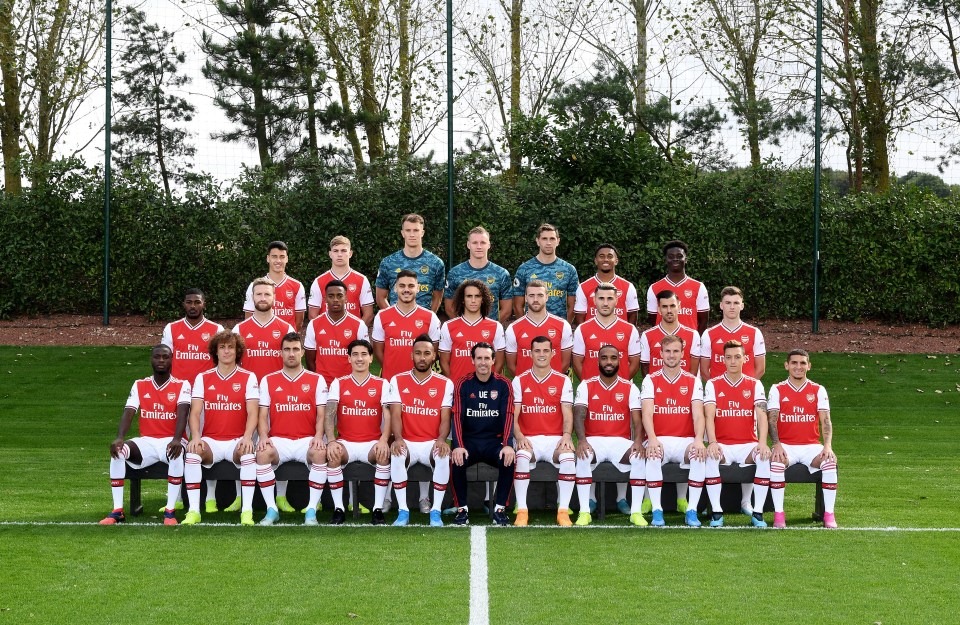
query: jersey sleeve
[
  {"left": 690, "top": 330, "right": 703, "bottom": 358},
  {"left": 496, "top": 267, "right": 513, "bottom": 302},
  {"left": 295, "top": 281, "right": 307, "bottom": 312},
  {"left": 192, "top": 374, "right": 206, "bottom": 400},
  {"left": 627, "top": 326, "right": 641, "bottom": 357},
  {"left": 386, "top": 377, "right": 401, "bottom": 405},
  {"left": 703, "top": 379, "right": 716, "bottom": 404},
  {"left": 512, "top": 263, "right": 527, "bottom": 299},
  {"left": 177, "top": 380, "right": 192, "bottom": 404},
  {"left": 371, "top": 313, "right": 385, "bottom": 342},
  {"left": 628, "top": 382, "right": 642, "bottom": 410},
  {"left": 574, "top": 380, "right": 589, "bottom": 406},
  {"left": 304, "top": 321, "right": 317, "bottom": 350},
  {"left": 767, "top": 384, "right": 781, "bottom": 412},
  {"left": 753, "top": 329, "right": 767, "bottom": 356},
  {"left": 438, "top": 322, "right": 453, "bottom": 352},
  {"left": 574, "top": 284, "right": 587, "bottom": 314},
  {"left": 493, "top": 323, "right": 506, "bottom": 351},
  {"left": 213, "top": 322, "right": 225, "bottom": 333},
  {"left": 441, "top": 378, "right": 454, "bottom": 408},
  {"left": 243, "top": 282, "right": 254, "bottom": 313},
  {"left": 443, "top": 269, "right": 457, "bottom": 300},
  {"left": 359, "top": 276, "right": 375, "bottom": 306},
  {"left": 428, "top": 313, "right": 442, "bottom": 341},
  {"left": 561, "top": 376, "right": 574, "bottom": 404},
  {"left": 646, "top": 285, "right": 657, "bottom": 315},
  {"left": 308, "top": 278, "right": 322, "bottom": 309},
  {"left": 640, "top": 332, "right": 651, "bottom": 363},
  {"left": 565, "top": 265, "right": 580, "bottom": 295},
  {"left": 432, "top": 259, "right": 446, "bottom": 292},
  {"left": 315, "top": 376, "right": 330, "bottom": 406},
  {"left": 327, "top": 378, "right": 341, "bottom": 403},
  {"left": 625, "top": 283, "right": 640, "bottom": 313},
  {"left": 752, "top": 379, "right": 766, "bottom": 405},
  {"left": 691, "top": 377, "right": 704, "bottom": 402},
  {"left": 560, "top": 320, "right": 573, "bottom": 350},
  {"left": 375, "top": 258, "right": 391, "bottom": 290},
  {"left": 700, "top": 328, "right": 714, "bottom": 362},
  {"left": 161, "top": 324, "right": 173, "bottom": 350},
  {"left": 124, "top": 381, "right": 141, "bottom": 410},
  {"left": 356, "top": 322, "right": 370, "bottom": 341},
  {"left": 696, "top": 283, "right": 710, "bottom": 312},
  {"left": 232, "top": 323, "right": 242, "bottom": 336},
  {"left": 381, "top": 379, "right": 393, "bottom": 408},
  {"left": 259, "top": 377, "right": 273, "bottom": 407},
  {"left": 639, "top": 375, "right": 655, "bottom": 401},
  {"left": 511, "top": 376, "right": 523, "bottom": 404},
  {"left": 817, "top": 385, "right": 830, "bottom": 411},
  {"left": 244, "top": 373, "right": 259, "bottom": 401},
  {"left": 571, "top": 326, "right": 585, "bottom": 356},
  {"left": 505, "top": 324, "right": 518, "bottom": 354}
]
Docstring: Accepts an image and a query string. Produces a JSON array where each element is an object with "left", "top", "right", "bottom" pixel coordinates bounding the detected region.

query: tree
[{"left": 111, "top": 9, "right": 196, "bottom": 201}]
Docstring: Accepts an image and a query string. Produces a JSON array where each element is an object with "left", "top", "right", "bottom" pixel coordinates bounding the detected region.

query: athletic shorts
[
  {"left": 780, "top": 443, "right": 825, "bottom": 473},
  {"left": 584, "top": 436, "right": 633, "bottom": 472},
  {"left": 399, "top": 440, "right": 441, "bottom": 467},
  {"left": 647, "top": 435, "right": 695, "bottom": 468},
  {"left": 125, "top": 436, "right": 184, "bottom": 469},
  {"left": 268, "top": 436, "right": 314, "bottom": 467},
  {"left": 526, "top": 435, "right": 565, "bottom": 469},
  {"left": 200, "top": 436, "right": 244, "bottom": 468},
  {"left": 336, "top": 439, "right": 379, "bottom": 465},
  {"left": 718, "top": 442, "right": 760, "bottom": 467}
]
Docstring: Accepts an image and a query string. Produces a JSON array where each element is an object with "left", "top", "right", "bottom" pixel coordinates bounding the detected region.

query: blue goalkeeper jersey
[
  {"left": 376, "top": 249, "right": 446, "bottom": 309},
  {"left": 444, "top": 260, "right": 513, "bottom": 320},
  {"left": 451, "top": 372, "right": 514, "bottom": 449},
  {"left": 512, "top": 256, "right": 579, "bottom": 318}
]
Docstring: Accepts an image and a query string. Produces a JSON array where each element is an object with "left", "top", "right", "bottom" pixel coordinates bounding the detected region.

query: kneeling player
[
  {"left": 100, "top": 345, "right": 190, "bottom": 525},
  {"left": 703, "top": 340, "right": 770, "bottom": 527},
  {"left": 388, "top": 335, "right": 454, "bottom": 526},
  {"left": 767, "top": 350, "right": 838, "bottom": 528},
  {"left": 641, "top": 334, "right": 707, "bottom": 527},
  {"left": 324, "top": 339, "right": 393, "bottom": 525},
  {"left": 513, "top": 336, "right": 576, "bottom": 526},
  {"left": 573, "top": 346, "right": 645, "bottom": 526},
  {"left": 255, "top": 333, "right": 329, "bottom": 525}
]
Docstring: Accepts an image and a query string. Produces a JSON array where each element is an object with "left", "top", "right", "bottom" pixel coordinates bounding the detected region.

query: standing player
[
  {"left": 439, "top": 280, "right": 505, "bottom": 382},
  {"left": 572, "top": 283, "right": 641, "bottom": 382},
  {"left": 703, "top": 340, "right": 771, "bottom": 528},
  {"left": 443, "top": 226, "right": 513, "bottom": 324},
  {"left": 305, "top": 279, "right": 370, "bottom": 385},
  {"left": 640, "top": 290, "right": 702, "bottom": 377},
  {"left": 234, "top": 278, "right": 298, "bottom": 382},
  {"left": 700, "top": 286, "right": 766, "bottom": 380},
  {"left": 243, "top": 241, "right": 306, "bottom": 330},
  {"left": 574, "top": 244, "right": 639, "bottom": 325},
  {"left": 512, "top": 223, "right": 579, "bottom": 322},
  {"left": 388, "top": 335, "right": 454, "bottom": 527},
  {"left": 505, "top": 280, "right": 573, "bottom": 376},
  {"left": 450, "top": 343, "right": 516, "bottom": 526},
  {"left": 375, "top": 213, "right": 445, "bottom": 312},
  {"left": 640, "top": 334, "right": 708, "bottom": 527},
  {"left": 182, "top": 331, "right": 259, "bottom": 526},
  {"left": 572, "top": 346, "right": 645, "bottom": 526},
  {"left": 324, "top": 339, "right": 393, "bottom": 525},
  {"left": 307, "top": 235, "right": 375, "bottom": 326},
  {"left": 767, "top": 350, "right": 838, "bottom": 528},
  {"left": 99, "top": 345, "right": 190, "bottom": 525},
  {"left": 512, "top": 337, "right": 576, "bottom": 527},
  {"left": 646, "top": 240, "right": 709, "bottom": 334},
  {"left": 372, "top": 269, "right": 441, "bottom": 384},
  {"left": 255, "top": 333, "right": 329, "bottom": 526}
]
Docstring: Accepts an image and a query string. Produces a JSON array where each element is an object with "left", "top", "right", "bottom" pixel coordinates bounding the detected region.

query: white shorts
[
  {"left": 647, "top": 436, "right": 695, "bottom": 468},
  {"left": 585, "top": 436, "right": 633, "bottom": 472},
  {"left": 269, "top": 437, "right": 314, "bottom": 466},
  {"left": 526, "top": 435, "right": 564, "bottom": 469},
  {"left": 718, "top": 442, "right": 760, "bottom": 467},
  {"left": 780, "top": 443, "right": 825, "bottom": 473},
  {"left": 336, "top": 439, "right": 378, "bottom": 465},
  {"left": 200, "top": 437, "right": 244, "bottom": 468},
  {"left": 125, "top": 436, "right": 184, "bottom": 469},
  {"left": 402, "top": 440, "right": 440, "bottom": 467}
]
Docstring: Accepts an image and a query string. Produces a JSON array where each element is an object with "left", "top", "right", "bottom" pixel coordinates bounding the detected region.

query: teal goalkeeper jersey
[
  {"left": 444, "top": 260, "right": 512, "bottom": 319},
  {"left": 376, "top": 249, "right": 446, "bottom": 309},
  {"left": 512, "top": 256, "right": 579, "bottom": 318}
]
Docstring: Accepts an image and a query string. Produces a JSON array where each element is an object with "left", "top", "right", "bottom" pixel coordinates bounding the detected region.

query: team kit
[{"left": 102, "top": 215, "right": 838, "bottom": 529}]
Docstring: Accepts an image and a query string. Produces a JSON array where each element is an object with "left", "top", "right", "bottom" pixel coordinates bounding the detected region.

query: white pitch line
[{"left": 469, "top": 526, "right": 489, "bottom": 625}]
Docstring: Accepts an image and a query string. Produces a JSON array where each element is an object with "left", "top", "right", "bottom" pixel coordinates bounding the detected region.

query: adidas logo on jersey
[
  {"left": 521, "top": 332, "right": 529, "bottom": 338},
  {"left": 389, "top": 322, "right": 397, "bottom": 327},
  {"left": 654, "top": 342, "right": 661, "bottom": 348},
  {"left": 343, "top": 390, "right": 352, "bottom": 396},
  {"left": 144, "top": 393, "right": 151, "bottom": 398},
  {"left": 782, "top": 396, "right": 790, "bottom": 402},
  {"left": 319, "top": 329, "right": 327, "bottom": 335},
  {"left": 715, "top": 338, "right": 723, "bottom": 344},
  {"left": 589, "top": 334, "right": 597, "bottom": 340},
  {"left": 456, "top": 332, "right": 464, "bottom": 338},
  {"left": 402, "top": 387, "right": 410, "bottom": 394},
  {"left": 275, "top": 386, "right": 283, "bottom": 392},
  {"left": 524, "top": 387, "right": 532, "bottom": 393},
  {"left": 208, "top": 385, "right": 216, "bottom": 390},
  {"left": 592, "top": 394, "right": 600, "bottom": 400},
  {"left": 718, "top": 392, "right": 725, "bottom": 397},
  {"left": 177, "top": 334, "right": 185, "bottom": 339},
  {"left": 246, "top": 333, "right": 254, "bottom": 339}
]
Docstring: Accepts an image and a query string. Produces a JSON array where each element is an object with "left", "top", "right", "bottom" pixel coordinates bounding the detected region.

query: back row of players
[{"left": 101, "top": 214, "right": 838, "bottom": 528}]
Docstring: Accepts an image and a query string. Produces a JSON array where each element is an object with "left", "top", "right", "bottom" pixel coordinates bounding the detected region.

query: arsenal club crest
[
  {"left": 490, "top": 390, "right": 499, "bottom": 400},
  {"left": 232, "top": 383, "right": 242, "bottom": 392},
  {"left": 806, "top": 393, "right": 816, "bottom": 403},
  {"left": 368, "top": 387, "right": 377, "bottom": 397},
  {"left": 201, "top": 333, "right": 211, "bottom": 341},
  {"left": 684, "top": 289, "right": 693, "bottom": 299},
  {"left": 487, "top": 276, "right": 495, "bottom": 284},
  {"left": 344, "top": 330, "right": 353, "bottom": 339},
  {"left": 680, "top": 386, "right": 689, "bottom": 395},
  {"left": 616, "top": 332, "right": 625, "bottom": 341},
  {"left": 615, "top": 393, "right": 624, "bottom": 402},
  {"left": 742, "top": 389, "right": 752, "bottom": 398},
  {"left": 428, "top": 388, "right": 438, "bottom": 398},
  {"left": 347, "top": 283, "right": 357, "bottom": 292},
  {"left": 272, "top": 330, "right": 282, "bottom": 339},
  {"left": 548, "top": 386, "right": 557, "bottom": 395},
  {"left": 302, "top": 384, "right": 311, "bottom": 392},
  {"left": 555, "top": 271, "right": 565, "bottom": 280},
  {"left": 420, "top": 265, "right": 430, "bottom": 275},
  {"left": 167, "top": 392, "right": 177, "bottom": 402},
  {"left": 285, "top": 290, "right": 294, "bottom": 299},
  {"left": 741, "top": 335, "right": 750, "bottom": 344},
  {"left": 415, "top": 319, "right": 424, "bottom": 329},
  {"left": 481, "top": 330, "right": 491, "bottom": 339},
  {"left": 547, "top": 328, "right": 557, "bottom": 338}
]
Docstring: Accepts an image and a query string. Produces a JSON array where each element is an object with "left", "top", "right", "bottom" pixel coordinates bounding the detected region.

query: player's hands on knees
[
  {"left": 516, "top": 435, "right": 532, "bottom": 452},
  {"left": 575, "top": 440, "right": 593, "bottom": 460},
  {"left": 771, "top": 443, "right": 787, "bottom": 464},
  {"left": 646, "top": 438, "right": 664, "bottom": 460},
  {"left": 187, "top": 438, "right": 205, "bottom": 455},
  {"left": 688, "top": 441, "right": 706, "bottom": 461},
  {"left": 706, "top": 441, "right": 722, "bottom": 460},
  {"left": 238, "top": 436, "right": 254, "bottom": 455},
  {"left": 109, "top": 438, "right": 125, "bottom": 459},
  {"left": 391, "top": 439, "right": 407, "bottom": 456},
  {"left": 558, "top": 434, "right": 574, "bottom": 453},
  {"left": 500, "top": 445, "right": 515, "bottom": 466},
  {"left": 326, "top": 441, "right": 344, "bottom": 465},
  {"left": 257, "top": 437, "right": 273, "bottom": 453},
  {"left": 755, "top": 444, "right": 772, "bottom": 461},
  {"left": 452, "top": 447, "right": 468, "bottom": 466},
  {"left": 629, "top": 441, "right": 645, "bottom": 459},
  {"left": 310, "top": 435, "right": 326, "bottom": 452},
  {"left": 373, "top": 440, "right": 391, "bottom": 464},
  {"left": 818, "top": 446, "right": 836, "bottom": 464},
  {"left": 166, "top": 440, "right": 184, "bottom": 461},
  {"left": 433, "top": 439, "right": 451, "bottom": 458}
]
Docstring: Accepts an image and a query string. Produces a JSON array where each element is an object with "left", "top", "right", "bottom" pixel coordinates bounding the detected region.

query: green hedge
[{"left": 1, "top": 160, "right": 957, "bottom": 325}]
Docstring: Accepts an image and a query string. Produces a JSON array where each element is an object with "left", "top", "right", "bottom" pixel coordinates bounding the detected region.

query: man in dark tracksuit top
[{"left": 451, "top": 342, "right": 516, "bottom": 526}]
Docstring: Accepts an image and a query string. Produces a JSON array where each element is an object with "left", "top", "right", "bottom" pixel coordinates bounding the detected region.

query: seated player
[
  {"left": 100, "top": 345, "right": 190, "bottom": 525},
  {"left": 255, "top": 333, "right": 329, "bottom": 526},
  {"left": 388, "top": 335, "right": 454, "bottom": 527},
  {"left": 767, "top": 350, "right": 838, "bottom": 528},
  {"left": 703, "top": 340, "right": 771, "bottom": 528},
  {"left": 324, "top": 339, "right": 393, "bottom": 525},
  {"left": 512, "top": 336, "right": 576, "bottom": 527},
  {"left": 182, "top": 330, "right": 259, "bottom": 526},
  {"left": 641, "top": 334, "right": 707, "bottom": 527},
  {"left": 573, "top": 345, "right": 645, "bottom": 526}
]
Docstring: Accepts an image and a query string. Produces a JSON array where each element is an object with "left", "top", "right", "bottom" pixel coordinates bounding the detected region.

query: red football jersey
[
  {"left": 646, "top": 275, "right": 709, "bottom": 330},
  {"left": 329, "top": 374, "right": 390, "bottom": 443},
  {"left": 304, "top": 312, "right": 370, "bottom": 385},
  {"left": 640, "top": 324, "right": 702, "bottom": 374},
  {"left": 192, "top": 367, "right": 259, "bottom": 441},
  {"left": 125, "top": 377, "right": 191, "bottom": 439},
  {"left": 640, "top": 369, "right": 704, "bottom": 438},
  {"left": 704, "top": 374, "right": 766, "bottom": 444},
  {"left": 259, "top": 369, "right": 328, "bottom": 439},
  {"left": 701, "top": 322, "right": 767, "bottom": 378},
  {"left": 371, "top": 305, "right": 441, "bottom": 383},
  {"left": 572, "top": 317, "right": 641, "bottom": 380},
  {"left": 439, "top": 316, "right": 506, "bottom": 383},
  {"left": 308, "top": 269, "right": 374, "bottom": 317},
  {"left": 233, "top": 315, "right": 297, "bottom": 382},
  {"left": 161, "top": 318, "right": 223, "bottom": 384},
  {"left": 388, "top": 371, "right": 454, "bottom": 442},
  {"left": 512, "top": 369, "right": 573, "bottom": 437},
  {"left": 574, "top": 376, "right": 640, "bottom": 439},
  {"left": 574, "top": 274, "right": 640, "bottom": 320},
  {"left": 768, "top": 379, "right": 829, "bottom": 445},
  {"left": 505, "top": 314, "right": 573, "bottom": 376},
  {"left": 244, "top": 276, "right": 306, "bottom": 327}
]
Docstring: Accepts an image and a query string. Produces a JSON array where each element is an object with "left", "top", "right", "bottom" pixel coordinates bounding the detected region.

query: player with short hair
[
  {"left": 646, "top": 240, "right": 709, "bottom": 334},
  {"left": 700, "top": 286, "right": 766, "bottom": 380},
  {"left": 255, "top": 333, "right": 329, "bottom": 526},
  {"left": 99, "top": 345, "right": 190, "bottom": 525},
  {"left": 324, "top": 339, "right": 393, "bottom": 525},
  {"left": 512, "top": 223, "right": 579, "bottom": 322},
  {"left": 375, "top": 213, "right": 445, "bottom": 312},
  {"left": 439, "top": 280, "right": 505, "bottom": 382},
  {"left": 161, "top": 288, "right": 224, "bottom": 386},
  {"left": 305, "top": 279, "right": 370, "bottom": 385},
  {"left": 767, "top": 350, "right": 838, "bottom": 528},
  {"left": 505, "top": 280, "right": 573, "bottom": 376},
  {"left": 388, "top": 335, "right": 454, "bottom": 527},
  {"left": 182, "top": 330, "right": 259, "bottom": 526},
  {"left": 372, "top": 269, "right": 442, "bottom": 384},
  {"left": 640, "top": 290, "right": 702, "bottom": 377},
  {"left": 243, "top": 240, "right": 306, "bottom": 330},
  {"left": 703, "top": 340, "right": 771, "bottom": 528},
  {"left": 572, "top": 283, "right": 641, "bottom": 381},
  {"left": 451, "top": 343, "right": 516, "bottom": 526},
  {"left": 234, "top": 278, "right": 298, "bottom": 382},
  {"left": 512, "top": 336, "right": 576, "bottom": 526},
  {"left": 443, "top": 226, "right": 513, "bottom": 324},
  {"left": 307, "top": 235, "right": 375, "bottom": 326},
  {"left": 573, "top": 345, "right": 645, "bottom": 526},
  {"left": 574, "top": 244, "right": 639, "bottom": 325}
]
